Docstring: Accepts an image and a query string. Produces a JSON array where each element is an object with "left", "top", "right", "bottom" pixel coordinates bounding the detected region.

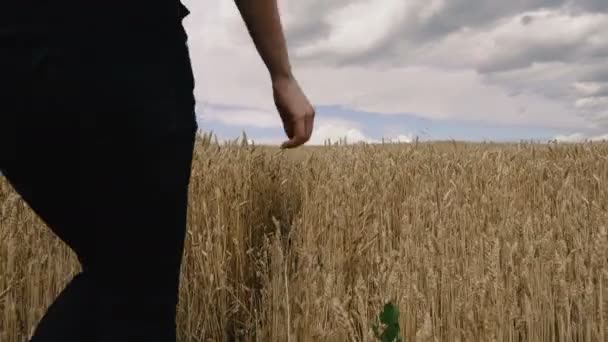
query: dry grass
[{"left": 1, "top": 136, "right": 608, "bottom": 342}]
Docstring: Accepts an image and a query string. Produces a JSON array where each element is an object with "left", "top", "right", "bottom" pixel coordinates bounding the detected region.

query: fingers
[
  {"left": 274, "top": 78, "right": 315, "bottom": 149},
  {"left": 306, "top": 107, "right": 315, "bottom": 139},
  {"left": 281, "top": 106, "right": 315, "bottom": 149},
  {"left": 278, "top": 106, "right": 295, "bottom": 139},
  {"left": 281, "top": 115, "right": 308, "bottom": 149}
]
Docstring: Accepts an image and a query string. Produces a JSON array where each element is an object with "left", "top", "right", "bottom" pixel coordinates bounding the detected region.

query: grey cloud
[
  {"left": 576, "top": 98, "right": 608, "bottom": 129},
  {"left": 575, "top": 69, "right": 608, "bottom": 129},
  {"left": 410, "top": 0, "right": 565, "bottom": 42},
  {"left": 578, "top": 62, "right": 608, "bottom": 82},
  {"left": 568, "top": 0, "right": 608, "bottom": 13},
  {"left": 287, "top": 0, "right": 570, "bottom": 64},
  {"left": 479, "top": 45, "right": 608, "bottom": 75},
  {"left": 290, "top": 0, "right": 607, "bottom": 73},
  {"left": 521, "top": 15, "right": 535, "bottom": 25},
  {"left": 587, "top": 110, "right": 608, "bottom": 129},
  {"left": 284, "top": 0, "right": 366, "bottom": 49},
  {"left": 478, "top": 44, "right": 580, "bottom": 74},
  {"left": 594, "top": 88, "right": 608, "bottom": 97},
  {"left": 282, "top": 0, "right": 608, "bottom": 131},
  {"left": 286, "top": 23, "right": 330, "bottom": 49},
  {"left": 483, "top": 61, "right": 582, "bottom": 100}
]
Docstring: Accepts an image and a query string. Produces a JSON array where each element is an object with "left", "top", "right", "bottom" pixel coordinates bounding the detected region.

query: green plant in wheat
[{"left": 372, "top": 302, "right": 403, "bottom": 342}]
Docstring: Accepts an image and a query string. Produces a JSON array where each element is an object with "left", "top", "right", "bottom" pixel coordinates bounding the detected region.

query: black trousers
[
  {"left": 1, "top": 29, "right": 198, "bottom": 341},
  {"left": 2, "top": 126, "right": 197, "bottom": 342}
]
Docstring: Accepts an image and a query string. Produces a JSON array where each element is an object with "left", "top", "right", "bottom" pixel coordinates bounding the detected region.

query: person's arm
[
  {"left": 234, "top": 0, "right": 315, "bottom": 149},
  {"left": 233, "top": 0, "right": 292, "bottom": 82}
]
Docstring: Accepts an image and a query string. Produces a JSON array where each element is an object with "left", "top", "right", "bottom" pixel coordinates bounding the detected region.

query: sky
[{"left": 180, "top": 0, "right": 608, "bottom": 144}]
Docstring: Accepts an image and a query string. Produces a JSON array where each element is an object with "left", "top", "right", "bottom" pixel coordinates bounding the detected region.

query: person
[{"left": 0, "top": 0, "right": 315, "bottom": 341}]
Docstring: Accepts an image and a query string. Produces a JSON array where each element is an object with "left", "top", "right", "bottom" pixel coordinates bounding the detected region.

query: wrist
[{"left": 270, "top": 68, "right": 294, "bottom": 84}]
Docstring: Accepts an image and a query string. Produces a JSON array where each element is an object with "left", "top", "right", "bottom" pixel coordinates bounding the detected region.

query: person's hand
[{"left": 272, "top": 75, "right": 315, "bottom": 149}]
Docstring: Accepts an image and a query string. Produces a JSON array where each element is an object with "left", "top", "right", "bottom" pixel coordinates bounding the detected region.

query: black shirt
[{"left": 1, "top": 1, "right": 197, "bottom": 144}]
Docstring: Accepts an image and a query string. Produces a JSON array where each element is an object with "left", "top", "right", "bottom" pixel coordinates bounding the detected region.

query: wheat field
[{"left": 1, "top": 135, "right": 608, "bottom": 342}]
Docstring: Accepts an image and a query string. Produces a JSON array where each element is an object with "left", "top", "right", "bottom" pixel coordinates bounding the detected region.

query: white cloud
[
  {"left": 310, "top": 124, "right": 373, "bottom": 145},
  {"left": 575, "top": 97, "right": 608, "bottom": 109},
  {"left": 390, "top": 134, "right": 415, "bottom": 143},
  {"left": 308, "top": 124, "right": 416, "bottom": 145},
  {"left": 591, "top": 134, "right": 608, "bottom": 141},
  {"left": 304, "top": 116, "right": 415, "bottom": 145},
  {"left": 574, "top": 82, "right": 608, "bottom": 97},
  {"left": 553, "top": 132, "right": 587, "bottom": 142},
  {"left": 553, "top": 132, "right": 608, "bottom": 142}
]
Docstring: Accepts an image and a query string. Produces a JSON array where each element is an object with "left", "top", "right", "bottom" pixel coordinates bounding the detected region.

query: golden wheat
[{"left": 1, "top": 137, "right": 607, "bottom": 342}]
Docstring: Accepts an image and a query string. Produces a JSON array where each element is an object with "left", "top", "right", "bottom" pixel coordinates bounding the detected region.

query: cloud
[
  {"left": 420, "top": 10, "right": 608, "bottom": 74},
  {"left": 292, "top": 0, "right": 409, "bottom": 60},
  {"left": 390, "top": 134, "right": 415, "bottom": 143},
  {"left": 574, "top": 82, "right": 608, "bottom": 97},
  {"left": 198, "top": 105, "right": 281, "bottom": 129},
  {"left": 307, "top": 117, "right": 415, "bottom": 145},
  {"left": 575, "top": 96, "right": 608, "bottom": 109},
  {"left": 309, "top": 125, "right": 416, "bottom": 145},
  {"left": 182, "top": 0, "right": 608, "bottom": 142},
  {"left": 307, "top": 116, "right": 370, "bottom": 144},
  {"left": 553, "top": 132, "right": 608, "bottom": 142},
  {"left": 310, "top": 124, "right": 372, "bottom": 144}
]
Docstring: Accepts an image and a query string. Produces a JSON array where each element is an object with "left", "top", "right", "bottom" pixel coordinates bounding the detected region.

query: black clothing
[
  {"left": 1, "top": 2, "right": 199, "bottom": 341},
  {"left": 2, "top": 125, "right": 196, "bottom": 342},
  {"left": 1, "top": 1, "right": 197, "bottom": 144}
]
